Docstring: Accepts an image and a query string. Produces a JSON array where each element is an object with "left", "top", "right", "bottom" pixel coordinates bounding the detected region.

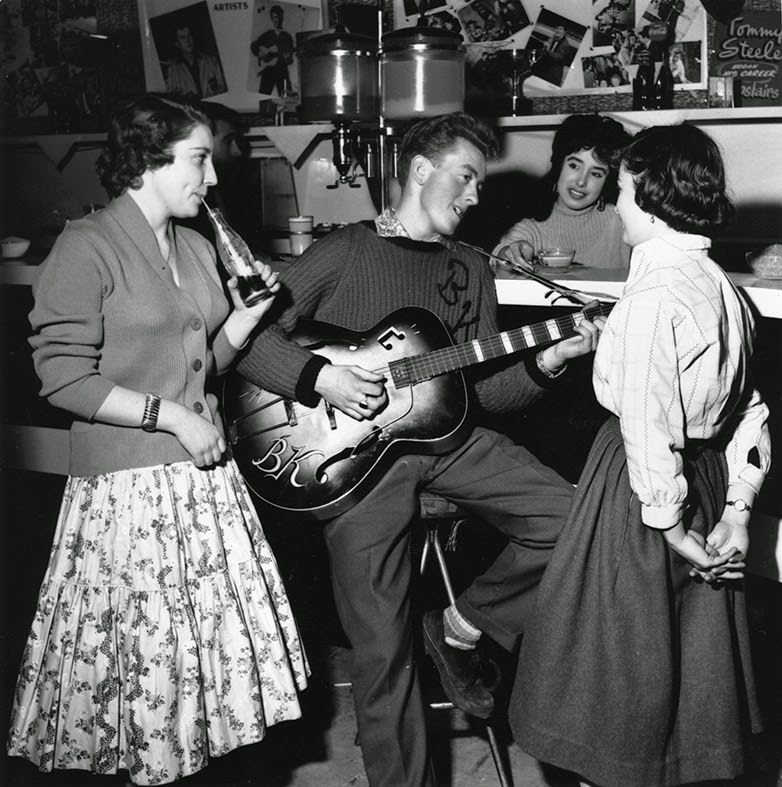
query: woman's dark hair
[
  {"left": 545, "top": 113, "right": 632, "bottom": 209},
  {"left": 621, "top": 123, "right": 734, "bottom": 235},
  {"left": 396, "top": 112, "right": 499, "bottom": 189},
  {"left": 96, "top": 94, "right": 208, "bottom": 198}
]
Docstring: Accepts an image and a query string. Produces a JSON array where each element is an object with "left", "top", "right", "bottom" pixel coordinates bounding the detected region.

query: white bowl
[
  {"left": 746, "top": 248, "right": 782, "bottom": 280},
  {"left": 1, "top": 236, "right": 31, "bottom": 259},
  {"left": 538, "top": 248, "right": 576, "bottom": 268}
]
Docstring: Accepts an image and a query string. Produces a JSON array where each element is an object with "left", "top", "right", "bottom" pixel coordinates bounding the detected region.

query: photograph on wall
[
  {"left": 403, "top": 0, "right": 448, "bottom": 18},
  {"left": 148, "top": 1, "right": 227, "bottom": 99},
  {"left": 464, "top": 41, "right": 512, "bottom": 113},
  {"left": 640, "top": 0, "right": 699, "bottom": 40},
  {"left": 9, "top": 60, "right": 46, "bottom": 117},
  {"left": 428, "top": 9, "right": 463, "bottom": 34},
  {"left": 328, "top": 0, "right": 379, "bottom": 38},
  {"left": 495, "top": 0, "right": 531, "bottom": 38},
  {"left": 581, "top": 51, "right": 630, "bottom": 87},
  {"left": 458, "top": 0, "right": 510, "bottom": 43},
  {"left": 610, "top": 27, "right": 647, "bottom": 66},
  {"left": 527, "top": 7, "right": 587, "bottom": 87},
  {"left": 592, "top": 0, "right": 635, "bottom": 47},
  {"left": 248, "top": 1, "right": 320, "bottom": 96},
  {"left": 668, "top": 39, "right": 701, "bottom": 84},
  {"left": 1, "top": 0, "right": 109, "bottom": 130}
]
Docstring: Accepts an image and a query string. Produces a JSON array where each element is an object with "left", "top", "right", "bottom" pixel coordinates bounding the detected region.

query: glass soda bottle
[
  {"left": 654, "top": 47, "right": 675, "bottom": 109},
  {"left": 632, "top": 49, "right": 655, "bottom": 111},
  {"left": 203, "top": 201, "right": 271, "bottom": 307}
]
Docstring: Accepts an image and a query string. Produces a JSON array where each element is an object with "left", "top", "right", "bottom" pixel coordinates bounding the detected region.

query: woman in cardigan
[
  {"left": 494, "top": 113, "right": 632, "bottom": 269},
  {"left": 7, "top": 94, "right": 307, "bottom": 785}
]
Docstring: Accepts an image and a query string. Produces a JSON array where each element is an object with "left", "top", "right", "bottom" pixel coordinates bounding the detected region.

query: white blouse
[{"left": 592, "top": 235, "right": 771, "bottom": 529}]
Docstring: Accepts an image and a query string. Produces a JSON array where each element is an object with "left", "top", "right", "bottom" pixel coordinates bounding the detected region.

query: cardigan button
[
  {"left": 191, "top": 318, "right": 203, "bottom": 331},
  {"left": 193, "top": 401, "right": 204, "bottom": 414},
  {"left": 192, "top": 359, "right": 203, "bottom": 371}
]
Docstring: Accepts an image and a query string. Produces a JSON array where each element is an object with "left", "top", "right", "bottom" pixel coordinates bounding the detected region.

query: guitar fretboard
[{"left": 389, "top": 302, "right": 613, "bottom": 387}]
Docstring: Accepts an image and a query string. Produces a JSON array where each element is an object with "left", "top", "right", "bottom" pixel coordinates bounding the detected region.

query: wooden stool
[{"left": 418, "top": 494, "right": 512, "bottom": 787}]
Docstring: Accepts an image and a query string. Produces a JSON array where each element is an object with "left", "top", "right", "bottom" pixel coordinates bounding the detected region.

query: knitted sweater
[
  {"left": 238, "top": 222, "right": 555, "bottom": 416},
  {"left": 29, "top": 194, "right": 232, "bottom": 476},
  {"left": 494, "top": 201, "right": 631, "bottom": 269}
]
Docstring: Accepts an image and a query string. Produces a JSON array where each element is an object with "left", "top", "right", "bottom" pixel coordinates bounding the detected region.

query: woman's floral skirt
[{"left": 7, "top": 458, "right": 308, "bottom": 785}]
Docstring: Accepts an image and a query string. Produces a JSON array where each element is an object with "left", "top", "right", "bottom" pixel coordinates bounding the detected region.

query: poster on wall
[
  {"left": 710, "top": 9, "right": 782, "bottom": 107},
  {"left": 0, "top": 0, "right": 108, "bottom": 131},
  {"left": 247, "top": 1, "right": 320, "bottom": 95},
  {"left": 138, "top": 0, "right": 322, "bottom": 113}
]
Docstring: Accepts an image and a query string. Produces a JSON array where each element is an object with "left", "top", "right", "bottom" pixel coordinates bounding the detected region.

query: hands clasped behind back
[{"left": 315, "top": 364, "right": 388, "bottom": 420}]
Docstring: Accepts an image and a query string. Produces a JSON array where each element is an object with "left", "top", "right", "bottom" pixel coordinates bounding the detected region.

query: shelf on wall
[{"left": 495, "top": 105, "right": 782, "bottom": 129}]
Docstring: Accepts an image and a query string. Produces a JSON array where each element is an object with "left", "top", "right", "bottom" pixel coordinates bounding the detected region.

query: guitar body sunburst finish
[{"left": 223, "top": 308, "right": 470, "bottom": 521}]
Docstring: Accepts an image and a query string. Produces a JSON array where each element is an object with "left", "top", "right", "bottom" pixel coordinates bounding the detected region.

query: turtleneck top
[{"left": 493, "top": 201, "right": 631, "bottom": 269}]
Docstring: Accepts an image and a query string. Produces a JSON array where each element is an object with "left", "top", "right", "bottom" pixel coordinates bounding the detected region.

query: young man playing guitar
[{"left": 235, "top": 112, "right": 605, "bottom": 787}]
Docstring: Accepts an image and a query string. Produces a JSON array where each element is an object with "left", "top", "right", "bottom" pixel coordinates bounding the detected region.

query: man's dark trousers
[{"left": 323, "top": 425, "right": 574, "bottom": 786}]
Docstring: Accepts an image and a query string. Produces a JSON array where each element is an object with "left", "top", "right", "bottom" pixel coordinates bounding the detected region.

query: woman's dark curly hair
[
  {"left": 545, "top": 113, "right": 633, "bottom": 209},
  {"left": 621, "top": 123, "right": 734, "bottom": 236},
  {"left": 96, "top": 94, "right": 208, "bottom": 198}
]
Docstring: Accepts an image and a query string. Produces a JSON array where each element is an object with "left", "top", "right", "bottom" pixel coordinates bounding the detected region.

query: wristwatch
[{"left": 726, "top": 498, "right": 752, "bottom": 513}]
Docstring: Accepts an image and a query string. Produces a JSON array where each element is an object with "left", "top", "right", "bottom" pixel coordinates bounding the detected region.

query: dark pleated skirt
[{"left": 509, "top": 417, "right": 761, "bottom": 787}]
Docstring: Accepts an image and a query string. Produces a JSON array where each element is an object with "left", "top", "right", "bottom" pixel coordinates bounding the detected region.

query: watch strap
[{"left": 141, "top": 393, "right": 161, "bottom": 432}]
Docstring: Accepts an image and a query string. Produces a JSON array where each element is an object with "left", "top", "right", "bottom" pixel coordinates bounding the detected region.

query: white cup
[{"left": 289, "top": 215, "right": 314, "bottom": 256}]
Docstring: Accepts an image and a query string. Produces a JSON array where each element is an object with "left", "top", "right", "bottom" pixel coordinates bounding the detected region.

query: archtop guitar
[{"left": 224, "top": 302, "right": 612, "bottom": 521}]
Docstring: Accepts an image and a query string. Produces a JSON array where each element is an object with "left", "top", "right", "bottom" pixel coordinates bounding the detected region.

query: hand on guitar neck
[
  {"left": 539, "top": 308, "right": 605, "bottom": 374},
  {"left": 314, "top": 299, "right": 605, "bottom": 422}
]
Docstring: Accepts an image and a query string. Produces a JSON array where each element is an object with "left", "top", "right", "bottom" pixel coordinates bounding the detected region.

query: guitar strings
[{"left": 453, "top": 240, "right": 620, "bottom": 304}]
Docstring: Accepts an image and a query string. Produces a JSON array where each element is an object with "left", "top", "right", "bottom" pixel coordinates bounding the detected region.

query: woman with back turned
[{"left": 510, "top": 123, "right": 771, "bottom": 786}]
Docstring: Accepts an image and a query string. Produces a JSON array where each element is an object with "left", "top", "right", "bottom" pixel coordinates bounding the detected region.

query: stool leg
[
  {"left": 430, "top": 525, "right": 457, "bottom": 607},
  {"left": 486, "top": 724, "right": 511, "bottom": 787},
  {"left": 420, "top": 528, "right": 433, "bottom": 576},
  {"left": 424, "top": 523, "right": 513, "bottom": 787}
]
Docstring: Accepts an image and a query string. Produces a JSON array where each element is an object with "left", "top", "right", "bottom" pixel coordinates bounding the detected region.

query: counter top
[
  {"left": 6, "top": 259, "right": 782, "bottom": 318},
  {"left": 494, "top": 265, "right": 782, "bottom": 318}
]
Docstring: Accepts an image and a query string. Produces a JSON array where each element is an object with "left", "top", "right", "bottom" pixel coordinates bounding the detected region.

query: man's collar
[
  {"left": 375, "top": 207, "right": 409, "bottom": 238},
  {"left": 374, "top": 207, "right": 446, "bottom": 244}
]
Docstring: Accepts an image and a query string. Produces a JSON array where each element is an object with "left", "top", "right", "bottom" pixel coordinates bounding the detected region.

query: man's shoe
[{"left": 422, "top": 610, "right": 494, "bottom": 719}]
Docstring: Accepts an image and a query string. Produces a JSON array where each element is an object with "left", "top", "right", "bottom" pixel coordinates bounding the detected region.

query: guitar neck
[{"left": 390, "top": 302, "right": 613, "bottom": 387}]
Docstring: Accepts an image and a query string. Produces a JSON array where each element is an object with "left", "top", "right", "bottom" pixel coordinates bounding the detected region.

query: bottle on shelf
[
  {"left": 654, "top": 47, "right": 675, "bottom": 109},
  {"left": 632, "top": 48, "right": 655, "bottom": 111},
  {"left": 203, "top": 201, "right": 272, "bottom": 307}
]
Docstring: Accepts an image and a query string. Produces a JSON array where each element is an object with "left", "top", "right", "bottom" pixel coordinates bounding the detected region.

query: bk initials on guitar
[{"left": 224, "top": 303, "right": 612, "bottom": 521}]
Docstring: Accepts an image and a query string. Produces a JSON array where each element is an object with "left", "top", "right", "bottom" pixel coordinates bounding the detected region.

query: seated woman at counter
[
  {"left": 7, "top": 94, "right": 307, "bottom": 785},
  {"left": 510, "top": 123, "right": 770, "bottom": 787},
  {"left": 493, "top": 113, "right": 632, "bottom": 269}
]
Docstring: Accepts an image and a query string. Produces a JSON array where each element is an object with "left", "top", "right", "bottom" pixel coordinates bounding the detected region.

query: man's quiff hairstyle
[{"left": 396, "top": 112, "right": 499, "bottom": 188}]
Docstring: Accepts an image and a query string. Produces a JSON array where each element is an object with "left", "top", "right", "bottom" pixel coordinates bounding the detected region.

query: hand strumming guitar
[{"left": 315, "top": 363, "right": 389, "bottom": 420}]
